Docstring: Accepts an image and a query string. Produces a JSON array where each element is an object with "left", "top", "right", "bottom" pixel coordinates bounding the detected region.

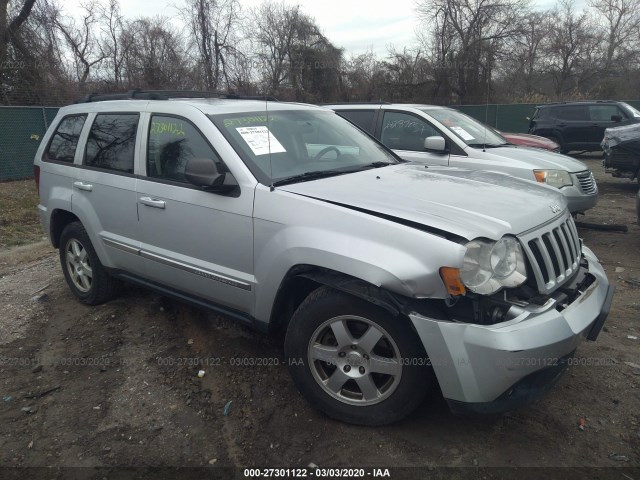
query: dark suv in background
[{"left": 529, "top": 101, "right": 640, "bottom": 153}]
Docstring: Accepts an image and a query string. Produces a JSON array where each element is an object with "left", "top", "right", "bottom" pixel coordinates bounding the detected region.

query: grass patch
[{"left": 0, "top": 179, "right": 44, "bottom": 250}]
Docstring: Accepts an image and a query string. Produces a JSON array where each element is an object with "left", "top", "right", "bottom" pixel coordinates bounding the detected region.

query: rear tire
[
  {"left": 284, "top": 286, "right": 434, "bottom": 425},
  {"left": 59, "top": 222, "right": 121, "bottom": 305}
]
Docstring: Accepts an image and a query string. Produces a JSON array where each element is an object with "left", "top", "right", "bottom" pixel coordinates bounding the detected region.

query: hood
[
  {"left": 469, "top": 145, "right": 588, "bottom": 172},
  {"left": 501, "top": 132, "right": 559, "bottom": 150},
  {"left": 279, "top": 164, "right": 567, "bottom": 241}
]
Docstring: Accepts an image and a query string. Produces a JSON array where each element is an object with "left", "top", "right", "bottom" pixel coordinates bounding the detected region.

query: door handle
[
  {"left": 73, "top": 181, "right": 93, "bottom": 192},
  {"left": 139, "top": 197, "right": 166, "bottom": 209}
]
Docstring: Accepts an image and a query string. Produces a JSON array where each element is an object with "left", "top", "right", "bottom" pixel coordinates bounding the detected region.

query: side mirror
[
  {"left": 611, "top": 115, "right": 622, "bottom": 122},
  {"left": 185, "top": 158, "right": 238, "bottom": 194},
  {"left": 526, "top": 116, "right": 531, "bottom": 121},
  {"left": 424, "top": 136, "right": 447, "bottom": 153}
]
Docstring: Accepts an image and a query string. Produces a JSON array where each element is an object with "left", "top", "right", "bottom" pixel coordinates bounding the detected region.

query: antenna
[
  {"left": 266, "top": 96, "right": 274, "bottom": 191},
  {"left": 483, "top": 66, "right": 490, "bottom": 153}
]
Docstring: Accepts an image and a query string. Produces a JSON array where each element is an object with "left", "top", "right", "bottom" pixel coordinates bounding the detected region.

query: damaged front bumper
[{"left": 409, "top": 246, "right": 614, "bottom": 415}]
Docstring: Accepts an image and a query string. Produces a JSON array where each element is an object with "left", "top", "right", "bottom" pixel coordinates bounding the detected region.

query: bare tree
[
  {"left": 250, "top": 1, "right": 342, "bottom": 100},
  {"left": 341, "top": 51, "right": 382, "bottom": 101},
  {"left": 0, "top": 0, "right": 36, "bottom": 67},
  {"left": 381, "top": 47, "right": 432, "bottom": 102},
  {"left": 251, "top": 2, "right": 302, "bottom": 94},
  {"left": 498, "top": 11, "right": 552, "bottom": 97},
  {"left": 417, "top": 0, "right": 528, "bottom": 103},
  {"left": 589, "top": 0, "right": 640, "bottom": 69},
  {"left": 54, "top": 0, "right": 107, "bottom": 87},
  {"left": 97, "top": 0, "right": 131, "bottom": 88},
  {"left": 543, "top": 0, "right": 599, "bottom": 97},
  {"left": 121, "top": 16, "right": 189, "bottom": 90},
  {"left": 184, "top": 0, "right": 241, "bottom": 90}
]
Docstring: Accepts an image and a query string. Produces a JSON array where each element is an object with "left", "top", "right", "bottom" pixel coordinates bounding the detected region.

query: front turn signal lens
[
  {"left": 534, "top": 170, "right": 547, "bottom": 183},
  {"left": 439, "top": 267, "right": 466, "bottom": 296}
]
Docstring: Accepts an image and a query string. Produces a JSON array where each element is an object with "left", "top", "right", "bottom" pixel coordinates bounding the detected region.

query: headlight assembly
[
  {"left": 459, "top": 236, "right": 527, "bottom": 295},
  {"left": 534, "top": 169, "right": 573, "bottom": 188}
]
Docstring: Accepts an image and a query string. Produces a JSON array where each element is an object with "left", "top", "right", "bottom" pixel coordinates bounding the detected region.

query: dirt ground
[{"left": 0, "top": 156, "right": 639, "bottom": 478}]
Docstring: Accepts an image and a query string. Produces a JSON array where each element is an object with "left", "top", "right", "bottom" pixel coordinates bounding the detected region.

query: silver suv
[
  {"left": 34, "top": 91, "right": 613, "bottom": 425},
  {"left": 327, "top": 104, "right": 598, "bottom": 214}
]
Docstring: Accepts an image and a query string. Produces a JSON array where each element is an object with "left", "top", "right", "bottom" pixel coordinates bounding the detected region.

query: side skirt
[{"left": 106, "top": 268, "right": 267, "bottom": 333}]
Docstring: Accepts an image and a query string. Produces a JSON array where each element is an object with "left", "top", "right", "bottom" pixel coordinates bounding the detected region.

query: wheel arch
[
  {"left": 50, "top": 209, "right": 81, "bottom": 248},
  {"left": 268, "top": 265, "right": 427, "bottom": 333}
]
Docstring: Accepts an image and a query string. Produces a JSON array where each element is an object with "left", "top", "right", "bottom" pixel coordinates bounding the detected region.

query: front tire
[
  {"left": 59, "top": 222, "right": 120, "bottom": 305},
  {"left": 284, "top": 286, "right": 434, "bottom": 425}
]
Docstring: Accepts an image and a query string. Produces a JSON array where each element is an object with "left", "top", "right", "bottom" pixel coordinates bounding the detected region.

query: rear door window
[
  {"left": 44, "top": 115, "right": 87, "bottom": 163},
  {"left": 85, "top": 114, "right": 139, "bottom": 173},
  {"left": 589, "top": 105, "right": 627, "bottom": 121}
]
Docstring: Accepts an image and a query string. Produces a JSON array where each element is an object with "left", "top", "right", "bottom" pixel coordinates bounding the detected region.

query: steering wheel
[{"left": 313, "top": 146, "right": 341, "bottom": 161}]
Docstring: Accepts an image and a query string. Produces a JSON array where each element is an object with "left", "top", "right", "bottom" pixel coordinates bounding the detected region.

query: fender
[{"left": 251, "top": 185, "right": 466, "bottom": 324}]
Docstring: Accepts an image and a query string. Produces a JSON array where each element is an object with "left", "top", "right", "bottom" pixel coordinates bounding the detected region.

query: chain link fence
[{"left": 0, "top": 106, "right": 59, "bottom": 181}]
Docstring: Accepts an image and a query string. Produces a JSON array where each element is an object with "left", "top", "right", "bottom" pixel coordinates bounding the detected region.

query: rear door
[
  {"left": 553, "top": 105, "right": 590, "bottom": 147},
  {"left": 72, "top": 112, "right": 145, "bottom": 274},
  {"left": 135, "top": 111, "right": 255, "bottom": 315},
  {"left": 376, "top": 110, "right": 450, "bottom": 166}
]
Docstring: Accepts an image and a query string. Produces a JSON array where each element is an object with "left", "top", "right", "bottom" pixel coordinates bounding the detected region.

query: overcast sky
[{"left": 65, "top": 0, "right": 586, "bottom": 58}]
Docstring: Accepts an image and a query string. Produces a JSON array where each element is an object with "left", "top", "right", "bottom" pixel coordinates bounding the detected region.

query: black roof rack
[
  {"left": 538, "top": 100, "right": 617, "bottom": 107},
  {"left": 75, "top": 89, "right": 278, "bottom": 104}
]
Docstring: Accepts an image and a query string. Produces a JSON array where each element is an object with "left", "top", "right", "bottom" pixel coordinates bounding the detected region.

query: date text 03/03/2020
[{"left": 243, "top": 468, "right": 391, "bottom": 477}]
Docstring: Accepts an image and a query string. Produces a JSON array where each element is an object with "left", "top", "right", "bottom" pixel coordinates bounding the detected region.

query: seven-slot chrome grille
[
  {"left": 576, "top": 170, "right": 597, "bottom": 195},
  {"left": 518, "top": 214, "right": 581, "bottom": 295}
]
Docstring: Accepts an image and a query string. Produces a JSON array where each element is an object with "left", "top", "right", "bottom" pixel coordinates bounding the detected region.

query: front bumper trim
[
  {"left": 409, "top": 253, "right": 611, "bottom": 410},
  {"left": 447, "top": 351, "right": 574, "bottom": 415},
  {"left": 586, "top": 283, "right": 615, "bottom": 341}
]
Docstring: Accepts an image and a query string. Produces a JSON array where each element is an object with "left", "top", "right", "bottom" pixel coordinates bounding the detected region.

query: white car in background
[{"left": 327, "top": 103, "right": 598, "bottom": 214}]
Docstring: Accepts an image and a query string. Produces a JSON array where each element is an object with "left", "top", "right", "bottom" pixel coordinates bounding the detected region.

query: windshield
[
  {"left": 423, "top": 108, "right": 507, "bottom": 147},
  {"left": 210, "top": 109, "right": 398, "bottom": 185}
]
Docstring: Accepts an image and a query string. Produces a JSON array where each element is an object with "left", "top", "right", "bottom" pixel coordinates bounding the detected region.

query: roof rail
[
  {"left": 540, "top": 100, "right": 616, "bottom": 106},
  {"left": 75, "top": 89, "right": 278, "bottom": 104}
]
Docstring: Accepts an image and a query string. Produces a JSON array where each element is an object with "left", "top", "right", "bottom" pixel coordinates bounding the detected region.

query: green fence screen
[
  {"left": 454, "top": 101, "right": 640, "bottom": 134},
  {"left": 0, "top": 106, "right": 59, "bottom": 181}
]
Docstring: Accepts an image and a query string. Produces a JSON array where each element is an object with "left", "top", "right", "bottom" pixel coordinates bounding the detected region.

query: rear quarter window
[
  {"left": 589, "top": 105, "right": 626, "bottom": 121},
  {"left": 336, "top": 110, "right": 376, "bottom": 134},
  {"left": 44, "top": 115, "right": 87, "bottom": 163}
]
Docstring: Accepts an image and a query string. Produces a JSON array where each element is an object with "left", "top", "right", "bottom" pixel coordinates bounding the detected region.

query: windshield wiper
[
  {"left": 272, "top": 169, "right": 353, "bottom": 187},
  {"left": 467, "top": 143, "right": 509, "bottom": 148},
  {"left": 272, "top": 162, "right": 393, "bottom": 187}
]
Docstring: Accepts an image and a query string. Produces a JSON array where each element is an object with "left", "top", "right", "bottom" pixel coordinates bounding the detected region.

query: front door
[
  {"left": 379, "top": 111, "right": 450, "bottom": 166},
  {"left": 136, "top": 113, "right": 255, "bottom": 315}
]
